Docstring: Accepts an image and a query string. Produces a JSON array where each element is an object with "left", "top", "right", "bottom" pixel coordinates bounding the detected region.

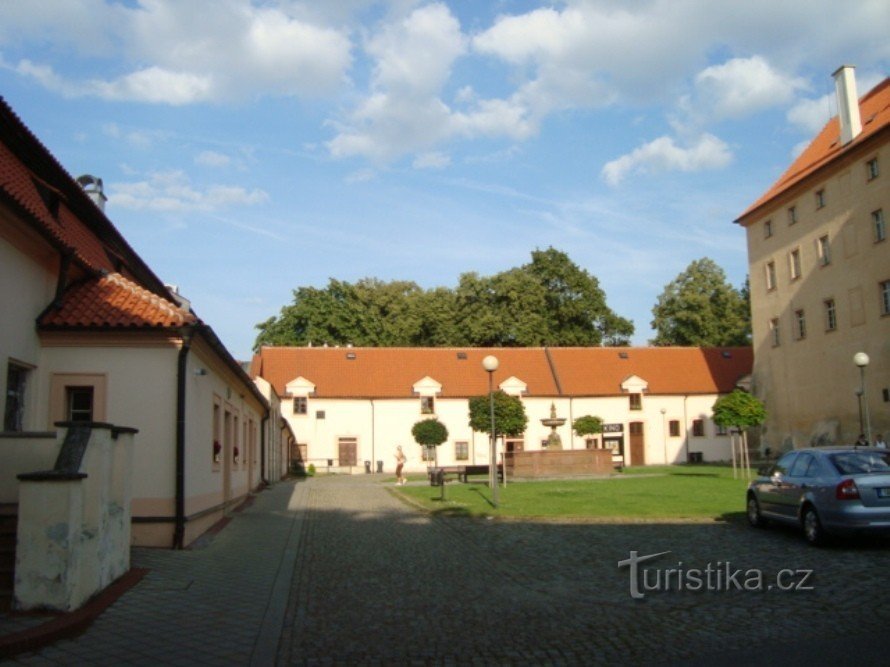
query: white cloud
[
  {"left": 786, "top": 94, "right": 833, "bottom": 135},
  {"left": 413, "top": 152, "right": 451, "bottom": 169},
  {"left": 109, "top": 170, "right": 268, "bottom": 212},
  {"left": 195, "top": 150, "right": 232, "bottom": 168},
  {"left": 693, "top": 56, "right": 809, "bottom": 120},
  {"left": 602, "top": 134, "right": 733, "bottom": 187},
  {"left": 4, "top": 1, "right": 352, "bottom": 104},
  {"left": 345, "top": 168, "right": 377, "bottom": 183}
]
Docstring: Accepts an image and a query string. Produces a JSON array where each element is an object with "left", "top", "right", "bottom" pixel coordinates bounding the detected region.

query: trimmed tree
[
  {"left": 712, "top": 389, "right": 766, "bottom": 480},
  {"left": 573, "top": 414, "right": 604, "bottom": 447},
  {"left": 468, "top": 390, "right": 528, "bottom": 440},
  {"left": 411, "top": 418, "right": 449, "bottom": 467}
]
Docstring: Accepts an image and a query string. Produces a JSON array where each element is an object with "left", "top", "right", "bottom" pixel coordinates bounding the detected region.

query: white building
[{"left": 250, "top": 346, "right": 753, "bottom": 472}]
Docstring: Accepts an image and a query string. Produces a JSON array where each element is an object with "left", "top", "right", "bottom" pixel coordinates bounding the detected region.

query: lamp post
[
  {"left": 482, "top": 355, "right": 499, "bottom": 507},
  {"left": 854, "top": 352, "right": 872, "bottom": 444}
]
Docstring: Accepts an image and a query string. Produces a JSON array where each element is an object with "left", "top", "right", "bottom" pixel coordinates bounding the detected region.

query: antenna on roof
[{"left": 76, "top": 174, "right": 107, "bottom": 212}]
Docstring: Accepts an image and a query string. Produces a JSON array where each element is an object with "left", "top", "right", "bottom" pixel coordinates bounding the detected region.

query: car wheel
[
  {"left": 802, "top": 506, "right": 826, "bottom": 546},
  {"left": 746, "top": 494, "right": 767, "bottom": 528}
]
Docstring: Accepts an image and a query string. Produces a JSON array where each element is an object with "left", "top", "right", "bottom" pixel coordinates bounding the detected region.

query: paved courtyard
[{"left": 4, "top": 474, "right": 889, "bottom": 665}]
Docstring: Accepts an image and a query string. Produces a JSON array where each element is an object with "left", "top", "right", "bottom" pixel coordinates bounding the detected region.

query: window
[
  {"left": 817, "top": 235, "right": 831, "bottom": 266},
  {"left": 4, "top": 362, "right": 28, "bottom": 432},
  {"left": 420, "top": 396, "right": 435, "bottom": 414},
  {"left": 881, "top": 281, "right": 890, "bottom": 317},
  {"left": 293, "top": 397, "right": 307, "bottom": 415},
  {"left": 763, "top": 219, "right": 773, "bottom": 238},
  {"left": 338, "top": 437, "right": 357, "bottom": 466},
  {"left": 769, "top": 318, "right": 781, "bottom": 347},
  {"left": 455, "top": 441, "right": 468, "bottom": 461},
  {"left": 787, "top": 206, "right": 797, "bottom": 225},
  {"left": 213, "top": 400, "right": 221, "bottom": 463},
  {"left": 691, "top": 419, "right": 704, "bottom": 437},
  {"left": 765, "top": 261, "right": 776, "bottom": 291},
  {"left": 716, "top": 424, "right": 728, "bottom": 436},
  {"left": 629, "top": 393, "right": 642, "bottom": 410},
  {"left": 874, "top": 209, "right": 886, "bottom": 243},
  {"left": 824, "top": 299, "right": 837, "bottom": 331},
  {"left": 233, "top": 415, "right": 240, "bottom": 464},
  {"left": 789, "top": 249, "right": 802, "bottom": 280},
  {"left": 66, "top": 387, "right": 94, "bottom": 422},
  {"left": 669, "top": 420, "right": 680, "bottom": 437},
  {"left": 421, "top": 445, "right": 435, "bottom": 462},
  {"left": 867, "top": 157, "right": 879, "bottom": 180},
  {"left": 794, "top": 309, "right": 806, "bottom": 340},
  {"left": 315, "top": 410, "right": 326, "bottom": 419},
  {"left": 815, "top": 189, "right": 825, "bottom": 209}
]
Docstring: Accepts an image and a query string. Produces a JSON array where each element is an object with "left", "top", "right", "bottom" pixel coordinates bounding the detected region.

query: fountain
[{"left": 540, "top": 402, "right": 566, "bottom": 449}]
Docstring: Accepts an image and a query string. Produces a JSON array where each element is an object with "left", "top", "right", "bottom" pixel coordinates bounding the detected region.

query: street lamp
[
  {"left": 482, "top": 355, "right": 499, "bottom": 507},
  {"left": 854, "top": 352, "right": 872, "bottom": 444}
]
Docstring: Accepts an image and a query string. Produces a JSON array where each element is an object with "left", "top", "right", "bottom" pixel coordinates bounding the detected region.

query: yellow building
[{"left": 736, "top": 66, "right": 889, "bottom": 450}]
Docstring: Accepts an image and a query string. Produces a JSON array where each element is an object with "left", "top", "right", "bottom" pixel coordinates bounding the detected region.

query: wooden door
[{"left": 629, "top": 422, "right": 645, "bottom": 465}]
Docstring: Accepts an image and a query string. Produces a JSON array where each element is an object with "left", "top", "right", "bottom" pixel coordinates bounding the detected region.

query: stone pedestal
[{"left": 505, "top": 448, "right": 613, "bottom": 479}]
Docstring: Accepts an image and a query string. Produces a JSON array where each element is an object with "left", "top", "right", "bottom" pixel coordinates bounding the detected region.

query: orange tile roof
[
  {"left": 737, "top": 77, "right": 890, "bottom": 223},
  {"left": 548, "top": 347, "right": 752, "bottom": 396},
  {"left": 39, "top": 272, "right": 196, "bottom": 329},
  {"left": 253, "top": 346, "right": 752, "bottom": 399}
]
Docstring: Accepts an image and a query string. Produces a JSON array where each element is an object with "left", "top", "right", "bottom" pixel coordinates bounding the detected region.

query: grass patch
[{"left": 394, "top": 465, "right": 753, "bottom": 520}]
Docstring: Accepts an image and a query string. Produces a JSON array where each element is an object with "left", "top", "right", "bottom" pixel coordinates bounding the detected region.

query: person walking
[
  {"left": 395, "top": 445, "right": 407, "bottom": 485},
  {"left": 874, "top": 434, "right": 887, "bottom": 449}
]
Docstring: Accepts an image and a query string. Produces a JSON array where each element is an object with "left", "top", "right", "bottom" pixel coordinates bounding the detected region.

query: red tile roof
[
  {"left": 39, "top": 272, "right": 196, "bottom": 329},
  {"left": 252, "top": 346, "right": 752, "bottom": 399},
  {"left": 737, "top": 77, "right": 890, "bottom": 222}
]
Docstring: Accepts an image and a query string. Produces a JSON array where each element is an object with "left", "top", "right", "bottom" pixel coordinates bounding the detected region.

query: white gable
[
  {"left": 412, "top": 376, "right": 442, "bottom": 396},
  {"left": 620, "top": 375, "right": 649, "bottom": 393},
  {"left": 285, "top": 376, "right": 316, "bottom": 397},
  {"left": 500, "top": 376, "right": 527, "bottom": 396}
]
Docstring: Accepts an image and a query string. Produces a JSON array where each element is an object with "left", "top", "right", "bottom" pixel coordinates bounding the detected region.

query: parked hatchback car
[{"left": 747, "top": 447, "right": 890, "bottom": 545}]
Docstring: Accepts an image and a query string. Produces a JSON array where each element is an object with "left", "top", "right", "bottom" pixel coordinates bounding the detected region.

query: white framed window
[
  {"left": 764, "top": 219, "right": 773, "bottom": 238},
  {"left": 293, "top": 396, "right": 308, "bottom": 415},
  {"left": 420, "top": 396, "right": 435, "bottom": 414},
  {"left": 789, "top": 248, "right": 802, "bottom": 280},
  {"left": 66, "top": 386, "right": 94, "bottom": 422},
  {"left": 817, "top": 235, "right": 831, "bottom": 266},
  {"left": 794, "top": 309, "right": 807, "bottom": 340},
  {"left": 787, "top": 206, "right": 797, "bottom": 225},
  {"left": 824, "top": 299, "right": 837, "bottom": 332},
  {"left": 4, "top": 362, "right": 29, "bottom": 432},
  {"left": 692, "top": 419, "right": 705, "bottom": 437},
  {"left": 455, "top": 441, "right": 468, "bottom": 461},
  {"left": 881, "top": 280, "right": 890, "bottom": 317},
  {"left": 769, "top": 318, "right": 780, "bottom": 347},
  {"left": 629, "top": 393, "right": 642, "bottom": 410},
  {"left": 765, "top": 261, "right": 776, "bottom": 291},
  {"left": 874, "top": 209, "right": 886, "bottom": 243},
  {"left": 867, "top": 157, "right": 879, "bottom": 180},
  {"left": 815, "top": 189, "right": 826, "bottom": 209}
]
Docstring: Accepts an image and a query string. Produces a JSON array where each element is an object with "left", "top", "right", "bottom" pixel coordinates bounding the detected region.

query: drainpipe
[
  {"left": 260, "top": 414, "right": 268, "bottom": 484},
  {"left": 683, "top": 395, "right": 690, "bottom": 464},
  {"left": 173, "top": 326, "right": 194, "bottom": 550},
  {"left": 371, "top": 399, "right": 376, "bottom": 473}
]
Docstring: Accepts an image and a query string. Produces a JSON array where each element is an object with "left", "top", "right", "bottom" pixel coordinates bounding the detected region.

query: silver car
[{"left": 746, "top": 447, "right": 890, "bottom": 545}]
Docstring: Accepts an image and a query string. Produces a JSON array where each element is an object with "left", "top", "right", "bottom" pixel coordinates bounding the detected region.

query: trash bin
[
  {"left": 688, "top": 452, "right": 703, "bottom": 464},
  {"left": 430, "top": 468, "right": 444, "bottom": 487},
  {"left": 376, "top": 460, "right": 383, "bottom": 473},
  {"left": 364, "top": 460, "right": 371, "bottom": 474}
]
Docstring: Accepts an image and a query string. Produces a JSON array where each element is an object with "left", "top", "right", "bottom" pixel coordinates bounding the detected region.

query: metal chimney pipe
[
  {"left": 76, "top": 174, "right": 108, "bottom": 212},
  {"left": 832, "top": 65, "right": 862, "bottom": 145}
]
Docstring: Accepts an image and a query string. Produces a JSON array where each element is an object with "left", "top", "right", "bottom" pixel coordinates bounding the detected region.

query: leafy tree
[
  {"left": 468, "top": 390, "right": 528, "bottom": 439},
  {"left": 650, "top": 258, "right": 750, "bottom": 347},
  {"left": 573, "top": 415, "right": 604, "bottom": 443},
  {"left": 712, "top": 390, "right": 766, "bottom": 429},
  {"left": 411, "top": 418, "right": 449, "bottom": 466}
]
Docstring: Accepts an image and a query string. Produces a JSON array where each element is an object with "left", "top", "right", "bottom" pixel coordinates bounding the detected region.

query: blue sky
[{"left": 1, "top": 1, "right": 888, "bottom": 359}]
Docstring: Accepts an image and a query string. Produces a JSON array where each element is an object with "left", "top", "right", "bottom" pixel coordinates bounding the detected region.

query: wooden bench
[{"left": 427, "top": 465, "right": 503, "bottom": 484}]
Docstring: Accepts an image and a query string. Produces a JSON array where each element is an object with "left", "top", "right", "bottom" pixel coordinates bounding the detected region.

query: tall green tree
[
  {"left": 650, "top": 258, "right": 750, "bottom": 346},
  {"left": 467, "top": 390, "right": 528, "bottom": 439}
]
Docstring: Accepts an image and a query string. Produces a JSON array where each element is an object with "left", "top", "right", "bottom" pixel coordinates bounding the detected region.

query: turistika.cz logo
[{"left": 617, "top": 551, "right": 815, "bottom": 600}]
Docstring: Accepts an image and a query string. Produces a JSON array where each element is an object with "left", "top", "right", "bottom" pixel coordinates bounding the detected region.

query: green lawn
[{"left": 392, "top": 465, "right": 754, "bottom": 520}]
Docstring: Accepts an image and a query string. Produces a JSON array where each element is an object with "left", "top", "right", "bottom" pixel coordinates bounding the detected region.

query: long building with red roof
[
  {"left": 251, "top": 345, "right": 752, "bottom": 471},
  {"left": 736, "top": 66, "right": 889, "bottom": 450}
]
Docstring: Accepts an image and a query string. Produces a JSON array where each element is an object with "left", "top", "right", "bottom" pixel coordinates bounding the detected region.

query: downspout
[
  {"left": 371, "top": 399, "right": 375, "bottom": 473},
  {"left": 173, "top": 326, "right": 194, "bottom": 550},
  {"left": 683, "top": 394, "right": 690, "bottom": 464},
  {"left": 261, "top": 414, "right": 268, "bottom": 484}
]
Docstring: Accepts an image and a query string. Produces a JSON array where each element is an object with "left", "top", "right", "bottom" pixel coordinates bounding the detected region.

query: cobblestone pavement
[{"left": 279, "top": 475, "right": 890, "bottom": 665}]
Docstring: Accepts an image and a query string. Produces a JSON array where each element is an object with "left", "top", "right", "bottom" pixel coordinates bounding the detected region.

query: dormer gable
[
  {"left": 412, "top": 376, "right": 442, "bottom": 397},
  {"left": 285, "top": 376, "right": 316, "bottom": 397},
  {"left": 500, "top": 376, "right": 527, "bottom": 397},
  {"left": 620, "top": 375, "right": 649, "bottom": 394}
]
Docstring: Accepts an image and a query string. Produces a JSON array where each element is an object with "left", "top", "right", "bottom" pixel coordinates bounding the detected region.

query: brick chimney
[{"left": 832, "top": 65, "right": 862, "bottom": 145}]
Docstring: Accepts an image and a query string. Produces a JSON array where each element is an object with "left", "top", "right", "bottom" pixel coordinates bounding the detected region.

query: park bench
[{"left": 427, "top": 464, "right": 503, "bottom": 486}]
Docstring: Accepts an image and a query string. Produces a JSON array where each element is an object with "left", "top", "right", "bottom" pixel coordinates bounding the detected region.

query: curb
[{"left": 0, "top": 567, "right": 148, "bottom": 659}]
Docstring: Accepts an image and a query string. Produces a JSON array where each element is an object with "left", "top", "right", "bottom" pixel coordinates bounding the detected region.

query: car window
[
  {"left": 830, "top": 451, "right": 890, "bottom": 475},
  {"left": 773, "top": 452, "right": 797, "bottom": 475},
  {"left": 789, "top": 453, "right": 815, "bottom": 477}
]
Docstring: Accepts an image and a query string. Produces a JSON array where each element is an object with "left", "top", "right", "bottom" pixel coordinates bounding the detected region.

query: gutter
[{"left": 173, "top": 326, "right": 194, "bottom": 549}]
